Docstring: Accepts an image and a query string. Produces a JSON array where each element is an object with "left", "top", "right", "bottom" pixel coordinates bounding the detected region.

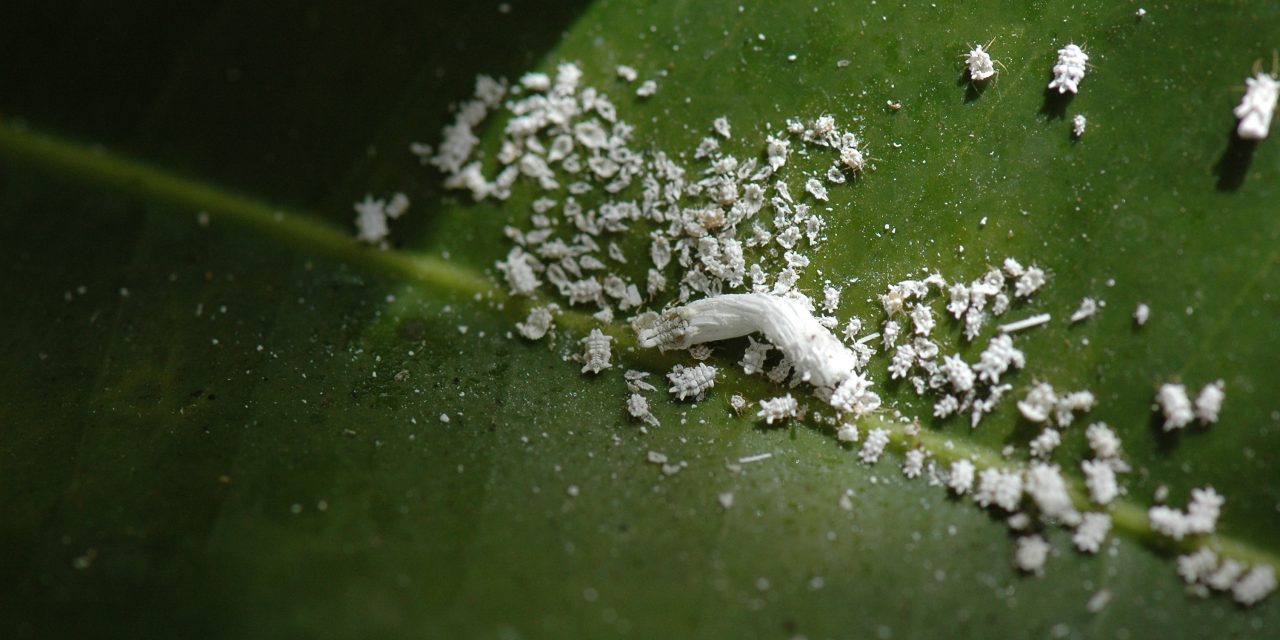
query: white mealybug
[
  {"left": 965, "top": 42, "right": 998, "bottom": 82},
  {"left": 859, "top": 427, "right": 890, "bottom": 464},
  {"left": 579, "top": 329, "right": 613, "bottom": 374},
  {"left": 516, "top": 305, "right": 555, "bottom": 340},
  {"left": 1156, "top": 382, "right": 1194, "bottom": 431},
  {"left": 627, "top": 393, "right": 659, "bottom": 427},
  {"left": 1048, "top": 43, "right": 1089, "bottom": 94},
  {"left": 757, "top": 395, "right": 800, "bottom": 424},
  {"left": 902, "top": 449, "right": 926, "bottom": 478},
  {"left": 948, "top": 459, "right": 976, "bottom": 494},
  {"left": 1073, "top": 512, "right": 1112, "bottom": 553},
  {"left": 667, "top": 363, "right": 717, "bottom": 401},
  {"left": 1194, "top": 379, "right": 1226, "bottom": 424},
  {"left": 1015, "top": 535, "right": 1050, "bottom": 575},
  {"left": 1235, "top": 66, "right": 1279, "bottom": 140},
  {"left": 1072, "top": 114, "right": 1087, "bottom": 138}
]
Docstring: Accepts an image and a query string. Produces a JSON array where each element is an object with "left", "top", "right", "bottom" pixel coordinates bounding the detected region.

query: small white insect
[
  {"left": 1015, "top": 535, "right": 1050, "bottom": 575},
  {"left": 1029, "top": 428, "right": 1062, "bottom": 458},
  {"left": 516, "top": 305, "right": 555, "bottom": 340},
  {"left": 636, "top": 80, "right": 658, "bottom": 98},
  {"left": 949, "top": 459, "right": 976, "bottom": 494},
  {"left": 1082, "top": 459, "right": 1118, "bottom": 504},
  {"left": 1072, "top": 114, "right": 1087, "bottom": 138},
  {"left": 859, "top": 427, "right": 890, "bottom": 464},
  {"left": 757, "top": 394, "right": 800, "bottom": 424},
  {"left": 1234, "top": 565, "right": 1278, "bottom": 606},
  {"left": 1086, "top": 422, "right": 1122, "bottom": 459},
  {"left": 1235, "top": 64, "right": 1279, "bottom": 140},
  {"left": 974, "top": 467, "right": 1022, "bottom": 511},
  {"left": 836, "top": 423, "right": 860, "bottom": 443},
  {"left": 616, "top": 65, "right": 638, "bottom": 82},
  {"left": 1025, "top": 462, "right": 1078, "bottom": 523},
  {"left": 1156, "top": 382, "right": 1194, "bottom": 431},
  {"left": 667, "top": 363, "right": 717, "bottom": 401},
  {"left": 1134, "top": 302, "right": 1151, "bottom": 326},
  {"left": 902, "top": 449, "right": 926, "bottom": 478},
  {"left": 628, "top": 393, "right": 659, "bottom": 427},
  {"left": 1069, "top": 297, "right": 1099, "bottom": 323},
  {"left": 1048, "top": 43, "right": 1090, "bottom": 94},
  {"left": 1073, "top": 512, "right": 1112, "bottom": 553},
  {"left": 965, "top": 41, "right": 999, "bottom": 82},
  {"left": 578, "top": 329, "right": 613, "bottom": 374},
  {"left": 1194, "top": 379, "right": 1226, "bottom": 424}
]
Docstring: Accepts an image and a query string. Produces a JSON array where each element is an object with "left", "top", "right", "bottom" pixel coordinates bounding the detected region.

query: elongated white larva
[
  {"left": 637, "top": 293, "right": 859, "bottom": 390},
  {"left": 1235, "top": 71, "right": 1279, "bottom": 140}
]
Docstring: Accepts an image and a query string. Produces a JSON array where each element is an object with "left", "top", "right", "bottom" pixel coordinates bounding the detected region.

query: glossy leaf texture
[{"left": 1, "top": 1, "right": 1278, "bottom": 638}]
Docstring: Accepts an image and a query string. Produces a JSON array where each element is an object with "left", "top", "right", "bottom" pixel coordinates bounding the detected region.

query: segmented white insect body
[
  {"left": 1235, "top": 72, "right": 1279, "bottom": 140},
  {"left": 966, "top": 44, "right": 997, "bottom": 81},
  {"left": 1048, "top": 44, "right": 1089, "bottom": 94},
  {"left": 579, "top": 328, "right": 613, "bottom": 374},
  {"left": 637, "top": 294, "right": 860, "bottom": 391},
  {"left": 757, "top": 394, "right": 799, "bottom": 424},
  {"left": 667, "top": 363, "right": 717, "bottom": 401}
]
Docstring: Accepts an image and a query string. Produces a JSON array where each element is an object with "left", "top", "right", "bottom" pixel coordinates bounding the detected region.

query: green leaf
[{"left": 2, "top": 1, "right": 1278, "bottom": 638}]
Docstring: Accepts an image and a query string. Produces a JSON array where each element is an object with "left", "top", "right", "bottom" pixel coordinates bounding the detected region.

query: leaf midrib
[{"left": 3, "top": 118, "right": 1275, "bottom": 574}]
